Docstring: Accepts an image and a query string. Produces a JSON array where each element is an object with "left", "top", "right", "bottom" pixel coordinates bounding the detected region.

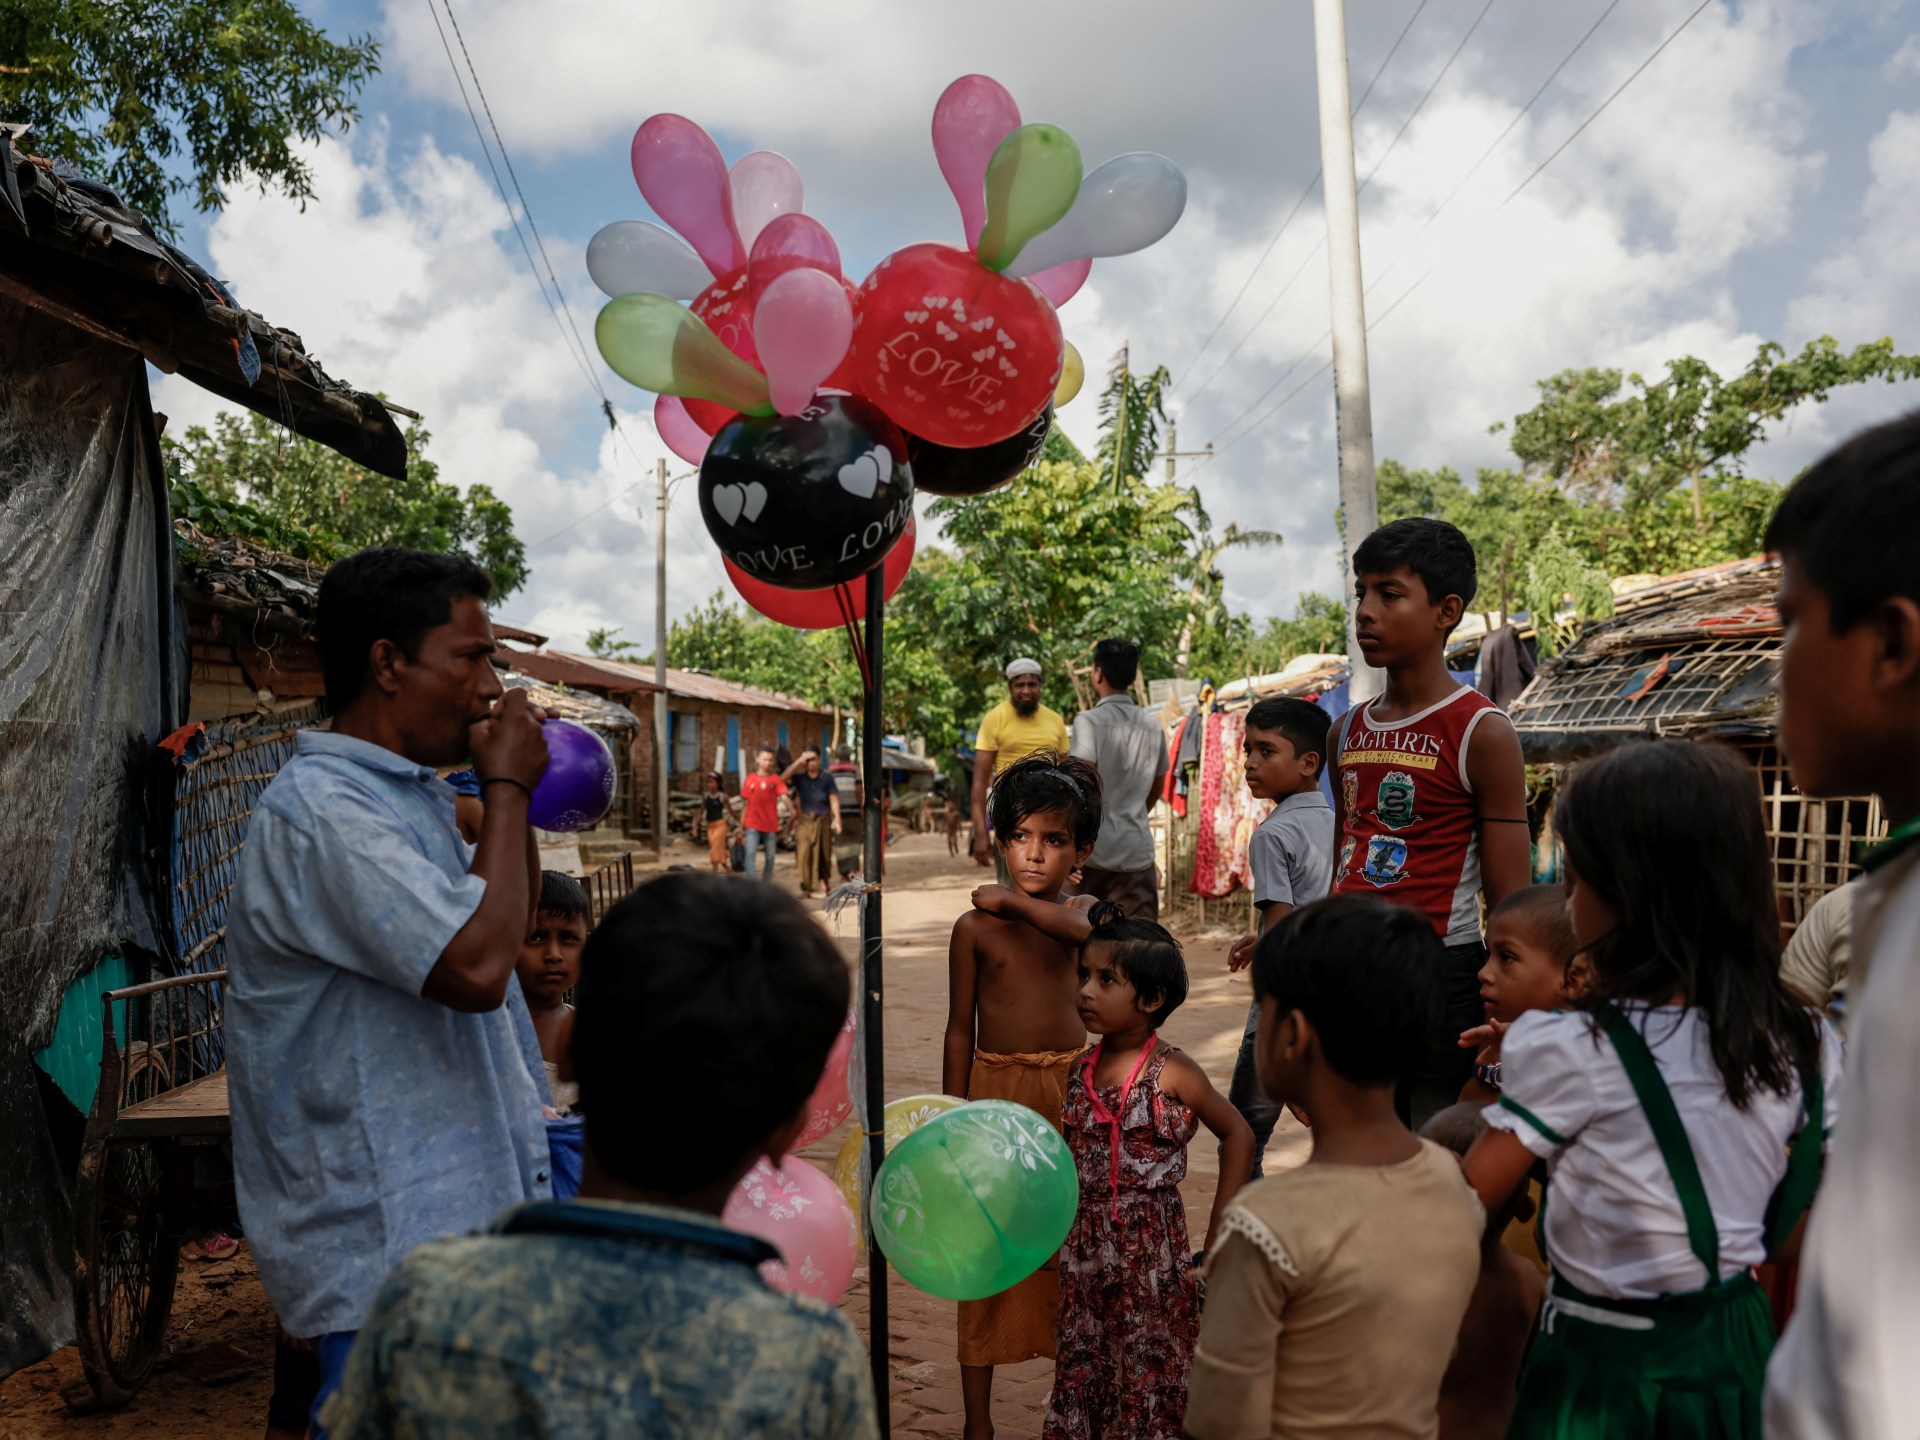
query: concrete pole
[
  {"left": 653, "top": 457, "right": 670, "bottom": 857},
  {"left": 1312, "top": 0, "right": 1383, "bottom": 704}
]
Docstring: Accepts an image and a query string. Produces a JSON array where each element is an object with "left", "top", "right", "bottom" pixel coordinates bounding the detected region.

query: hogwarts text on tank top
[{"left": 1331, "top": 685, "right": 1508, "bottom": 945}]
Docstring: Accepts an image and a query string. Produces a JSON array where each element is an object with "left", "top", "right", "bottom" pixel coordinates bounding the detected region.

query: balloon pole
[{"left": 859, "top": 560, "right": 891, "bottom": 1432}]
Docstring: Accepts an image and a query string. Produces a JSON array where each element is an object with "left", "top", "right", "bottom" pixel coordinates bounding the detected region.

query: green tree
[
  {"left": 164, "top": 408, "right": 529, "bottom": 597},
  {"left": 2, "top": 0, "right": 380, "bottom": 234},
  {"left": 1520, "top": 528, "right": 1615, "bottom": 658},
  {"left": 1094, "top": 343, "right": 1171, "bottom": 489},
  {"left": 585, "top": 626, "right": 643, "bottom": 660}
]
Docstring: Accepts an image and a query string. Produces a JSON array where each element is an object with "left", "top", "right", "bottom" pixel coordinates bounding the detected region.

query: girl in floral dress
[{"left": 1043, "top": 917, "right": 1255, "bottom": 1440}]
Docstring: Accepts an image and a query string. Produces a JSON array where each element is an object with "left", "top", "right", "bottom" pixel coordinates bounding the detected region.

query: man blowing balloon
[{"left": 223, "top": 547, "right": 554, "bottom": 1435}]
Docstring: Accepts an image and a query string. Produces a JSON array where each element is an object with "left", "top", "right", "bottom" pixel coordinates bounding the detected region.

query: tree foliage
[
  {"left": 1094, "top": 344, "right": 1171, "bottom": 488},
  {"left": 163, "top": 409, "right": 529, "bottom": 597},
  {"left": 1, "top": 0, "right": 380, "bottom": 234}
]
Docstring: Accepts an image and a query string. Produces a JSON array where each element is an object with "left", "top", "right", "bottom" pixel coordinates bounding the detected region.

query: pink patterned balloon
[
  {"left": 729, "top": 150, "right": 804, "bottom": 251},
  {"left": 723, "top": 1157, "right": 857, "bottom": 1303},
  {"left": 654, "top": 395, "right": 711, "bottom": 467},
  {"left": 1027, "top": 256, "right": 1093, "bottom": 308},
  {"left": 797, "top": 1009, "right": 857, "bottom": 1145},
  {"left": 755, "top": 269, "right": 854, "bottom": 416},
  {"left": 630, "top": 114, "right": 745, "bottom": 278},
  {"left": 747, "top": 213, "right": 843, "bottom": 309},
  {"left": 932, "top": 75, "right": 1022, "bottom": 250}
]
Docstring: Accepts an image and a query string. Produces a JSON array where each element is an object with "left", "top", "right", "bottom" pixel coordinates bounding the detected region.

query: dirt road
[{"left": 0, "top": 829, "right": 1307, "bottom": 1439}]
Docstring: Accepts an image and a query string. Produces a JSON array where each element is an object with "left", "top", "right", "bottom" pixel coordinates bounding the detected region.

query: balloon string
[{"left": 834, "top": 584, "right": 872, "bottom": 692}]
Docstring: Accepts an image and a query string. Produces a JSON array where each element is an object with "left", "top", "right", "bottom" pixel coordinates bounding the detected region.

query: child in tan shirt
[{"left": 1185, "top": 895, "right": 1484, "bottom": 1440}]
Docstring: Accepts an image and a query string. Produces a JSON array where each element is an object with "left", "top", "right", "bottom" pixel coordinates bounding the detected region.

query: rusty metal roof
[{"left": 501, "top": 646, "right": 829, "bottom": 715}]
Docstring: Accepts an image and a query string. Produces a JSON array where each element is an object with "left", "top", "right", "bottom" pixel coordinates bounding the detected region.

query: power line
[
  {"left": 1362, "top": 0, "right": 1621, "bottom": 300},
  {"left": 1210, "top": 0, "right": 1710, "bottom": 453},
  {"left": 1183, "top": 0, "right": 1499, "bottom": 410},
  {"left": 1176, "top": 0, "right": 1433, "bottom": 387},
  {"left": 421, "top": 0, "right": 658, "bottom": 481}
]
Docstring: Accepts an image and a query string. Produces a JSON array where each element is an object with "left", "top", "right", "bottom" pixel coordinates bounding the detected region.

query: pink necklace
[{"left": 1083, "top": 1034, "right": 1158, "bottom": 1223}]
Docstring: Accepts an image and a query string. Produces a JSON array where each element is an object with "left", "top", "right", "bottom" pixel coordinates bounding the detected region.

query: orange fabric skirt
[
  {"left": 956, "top": 1047, "right": 1082, "bottom": 1367},
  {"left": 707, "top": 818, "right": 730, "bottom": 865}
]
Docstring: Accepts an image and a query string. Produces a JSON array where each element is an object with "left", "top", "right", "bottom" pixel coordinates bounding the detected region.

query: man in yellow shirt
[{"left": 970, "top": 658, "right": 1070, "bottom": 869}]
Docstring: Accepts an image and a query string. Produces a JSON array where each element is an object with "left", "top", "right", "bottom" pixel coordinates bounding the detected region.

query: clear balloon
[
  {"left": 729, "top": 150, "right": 804, "bottom": 251},
  {"left": 722, "top": 1157, "right": 857, "bottom": 1303},
  {"left": 1026, "top": 256, "right": 1092, "bottom": 308},
  {"left": 831, "top": 1093, "right": 964, "bottom": 1243},
  {"left": 932, "top": 74, "right": 1023, "bottom": 250},
  {"left": 747, "top": 213, "right": 844, "bottom": 309},
  {"left": 586, "top": 221, "right": 713, "bottom": 302},
  {"left": 727, "top": 515, "right": 915, "bottom": 630},
  {"left": 1004, "top": 152, "right": 1188, "bottom": 279},
  {"left": 527, "top": 719, "right": 614, "bottom": 832},
  {"left": 596, "top": 293, "right": 772, "bottom": 414},
  {"left": 630, "top": 114, "right": 745, "bottom": 278},
  {"left": 976, "top": 124, "right": 1083, "bottom": 274},
  {"left": 1054, "top": 342, "right": 1085, "bottom": 408},
  {"left": 871, "top": 1100, "right": 1079, "bottom": 1301},
  {"left": 754, "top": 269, "right": 853, "bottom": 417},
  {"left": 654, "top": 395, "right": 711, "bottom": 467},
  {"left": 849, "top": 242, "right": 1063, "bottom": 449}
]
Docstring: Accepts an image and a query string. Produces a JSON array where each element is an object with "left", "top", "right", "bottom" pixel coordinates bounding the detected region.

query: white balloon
[
  {"left": 586, "top": 220, "right": 713, "bottom": 301},
  {"left": 1004, "top": 152, "right": 1188, "bottom": 279}
]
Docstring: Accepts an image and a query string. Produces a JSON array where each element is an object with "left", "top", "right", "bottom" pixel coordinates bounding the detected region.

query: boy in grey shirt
[{"left": 1224, "top": 697, "right": 1335, "bottom": 1175}]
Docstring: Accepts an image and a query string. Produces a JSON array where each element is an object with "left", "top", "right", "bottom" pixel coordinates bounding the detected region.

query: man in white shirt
[{"left": 1068, "top": 639, "right": 1168, "bottom": 921}]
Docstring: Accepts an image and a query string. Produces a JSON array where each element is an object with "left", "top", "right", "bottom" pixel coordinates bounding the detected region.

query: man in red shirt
[{"left": 738, "top": 748, "right": 788, "bottom": 883}]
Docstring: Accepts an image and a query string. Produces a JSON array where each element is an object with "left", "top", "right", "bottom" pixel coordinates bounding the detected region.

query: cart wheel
[{"left": 72, "top": 1139, "right": 181, "bottom": 1407}]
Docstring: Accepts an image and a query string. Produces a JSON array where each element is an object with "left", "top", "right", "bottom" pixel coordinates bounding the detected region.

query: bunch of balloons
[
  {"left": 590, "top": 77, "right": 1187, "bottom": 621},
  {"left": 869, "top": 1099, "right": 1079, "bottom": 1301}
]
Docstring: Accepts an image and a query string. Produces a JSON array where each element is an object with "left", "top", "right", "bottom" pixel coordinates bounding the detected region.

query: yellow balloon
[
  {"left": 1053, "top": 341, "right": 1085, "bottom": 408},
  {"left": 833, "top": 1093, "right": 966, "bottom": 1242}
]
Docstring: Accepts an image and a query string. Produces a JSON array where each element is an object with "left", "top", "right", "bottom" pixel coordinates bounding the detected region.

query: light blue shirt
[{"left": 225, "top": 730, "right": 549, "bottom": 1337}]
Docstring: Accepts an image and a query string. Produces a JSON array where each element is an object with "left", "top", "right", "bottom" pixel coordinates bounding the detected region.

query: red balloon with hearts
[
  {"left": 848, "top": 242, "right": 1062, "bottom": 449},
  {"left": 726, "top": 514, "right": 916, "bottom": 629},
  {"left": 681, "top": 266, "right": 757, "bottom": 433}
]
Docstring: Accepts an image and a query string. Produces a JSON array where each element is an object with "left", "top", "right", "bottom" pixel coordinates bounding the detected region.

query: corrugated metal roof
[{"left": 501, "top": 646, "right": 830, "bottom": 716}]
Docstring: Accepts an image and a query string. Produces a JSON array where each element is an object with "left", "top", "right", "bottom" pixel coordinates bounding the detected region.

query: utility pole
[
  {"left": 1313, "top": 0, "right": 1382, "bottom": 704},
  {"left": 1162, "top": 420, "right": 1214, "bottom": 480},
  {"left": 653, "top": 457, "right": 670, "bottom": 859}
]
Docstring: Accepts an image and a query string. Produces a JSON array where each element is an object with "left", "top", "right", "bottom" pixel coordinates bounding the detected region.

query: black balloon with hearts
[
  {"left": 698, "top": 395, "right": 916, "bottom": 591},
  {"left": 905, "top": 406, "right": 1053, "bottom": 499}
]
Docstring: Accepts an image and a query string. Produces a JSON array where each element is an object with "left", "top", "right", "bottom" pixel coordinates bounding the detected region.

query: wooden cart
[{"left": 71, "top": 968, "right": 232, "bottom": 1407}]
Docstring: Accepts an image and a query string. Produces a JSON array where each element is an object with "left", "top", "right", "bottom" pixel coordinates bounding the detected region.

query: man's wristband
[{"left": 481, "top": 776, "right": 534, "bottom": 801}]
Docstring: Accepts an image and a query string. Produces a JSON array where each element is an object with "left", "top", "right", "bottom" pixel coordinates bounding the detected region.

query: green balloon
[
  {"left": 975, "top": 124, "right": 1084, "bottom": 274},
  {"left": 870, "top": 1099, "right": 1079, "bottom": 1301},
  {"left": 595, "top": 292, "right": 772, "bottom": 414}
]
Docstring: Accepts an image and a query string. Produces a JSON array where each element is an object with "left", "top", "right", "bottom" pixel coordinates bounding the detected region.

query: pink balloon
[
  {"left": 747, "top": 213, "right": 843, "bottom": 309},
  {"left": 1027, "top": 256, "right": 1093, "bottom": 308},
  {"left": 932, "top": 75, "right": 1022, "bottom": 249},
  {"left": 723, "top": 1157, "right": 857, "bottom": 1303},
  {"left": 754, "top": 269, "right": 854, "bottom": 416},
  {"left": 631, "top": 114, "right": 745, "bottom": 278},
  {"left": 730, "top": 150, "right": 804, "bottom": 251},
  {"left": 654, "top": 395, "right": 710, "bottom": 467},
  {"left": 797, "top": 1009, "right": 857, "bottom": 1144}
]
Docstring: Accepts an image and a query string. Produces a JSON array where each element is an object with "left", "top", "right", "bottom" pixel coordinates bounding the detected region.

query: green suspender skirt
[{"left": 1506, "top": 1010, "right": 1822, "bottom": 1440}]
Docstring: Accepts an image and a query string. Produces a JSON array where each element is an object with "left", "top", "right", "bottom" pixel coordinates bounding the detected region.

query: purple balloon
[{"left": 528, "top": 719, "right": 616, "bottom": 832}]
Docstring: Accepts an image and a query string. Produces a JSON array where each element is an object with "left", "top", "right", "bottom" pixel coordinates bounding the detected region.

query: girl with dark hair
[{"left": 1461, "top": 741, "right": 1839, "bottom": 1439}]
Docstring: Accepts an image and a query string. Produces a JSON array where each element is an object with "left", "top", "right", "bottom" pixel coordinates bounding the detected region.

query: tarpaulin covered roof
[{"left": 0, "top": 128, "right": 407, "bottom": 478}]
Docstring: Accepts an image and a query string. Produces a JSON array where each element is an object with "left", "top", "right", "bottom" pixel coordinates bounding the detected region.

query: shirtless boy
[{"left": 944, "top": 752, "right": 1104, "bottom": 1440}]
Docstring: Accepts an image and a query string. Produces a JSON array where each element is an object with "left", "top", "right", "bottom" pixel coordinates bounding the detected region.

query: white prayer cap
[{"left": 1005, "top": 657, "right": 1042, "bottom": 680}]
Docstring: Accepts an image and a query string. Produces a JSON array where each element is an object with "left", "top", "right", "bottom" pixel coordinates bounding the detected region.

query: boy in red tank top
[{"left": 1330, "top": 518, "right": 1530, "bottom": 1128}]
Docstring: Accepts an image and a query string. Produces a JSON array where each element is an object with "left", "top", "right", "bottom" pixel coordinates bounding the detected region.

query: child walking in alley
[
  {"left": 1462, "top": 741, "right": 1841, "bottom": 1439},
  {"left": 943, "top": 753, "right": 1105, "bottom": 1439},
  {"left": 1041, "top": 918, "right": 1253, "bottom": 1440}
]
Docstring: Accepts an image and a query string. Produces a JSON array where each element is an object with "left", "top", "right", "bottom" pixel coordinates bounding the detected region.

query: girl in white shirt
[{"left": 1462, "top": 741, "right": 1838, "bottom": 1440}]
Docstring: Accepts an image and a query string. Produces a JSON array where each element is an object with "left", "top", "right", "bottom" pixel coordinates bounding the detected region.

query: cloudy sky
[{"left": 151, "top": 0, "right": 1920, "bottom": 652}]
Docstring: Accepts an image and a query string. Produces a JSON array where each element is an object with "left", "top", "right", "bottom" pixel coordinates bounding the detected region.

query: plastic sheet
[{"left": 1, "top": 297, "right": 180, "bottom": 1376}]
